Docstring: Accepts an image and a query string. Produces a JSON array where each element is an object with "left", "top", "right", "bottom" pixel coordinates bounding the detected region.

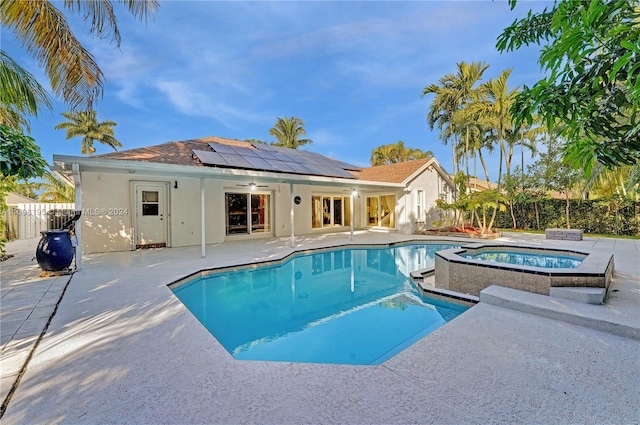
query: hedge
[{"left": 493, "top": 198, "right": 640, "bottom": 236}]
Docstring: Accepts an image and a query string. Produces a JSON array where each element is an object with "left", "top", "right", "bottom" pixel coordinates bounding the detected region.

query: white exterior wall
[
  {"left": 78, "top": 164, "right": 454, "bottom": 253},
  {"left": 80, "top": 172, "right": 226, "bottom": 253},
  {"left": 401, "top": 165, "right": 452, "bottom": 234}
]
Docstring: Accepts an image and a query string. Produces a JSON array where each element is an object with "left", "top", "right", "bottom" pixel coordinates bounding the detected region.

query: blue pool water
[
  {"left": 172, "top": 243, "right": 468, "bottom": 365},
  {"left": 462, "top": 250, "right": 584, "bottom": 268}
]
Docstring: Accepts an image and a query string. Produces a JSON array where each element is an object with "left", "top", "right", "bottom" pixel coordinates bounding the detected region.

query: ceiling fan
[{"left": 236, "top": 180, "right": 269, "bottom": 190}]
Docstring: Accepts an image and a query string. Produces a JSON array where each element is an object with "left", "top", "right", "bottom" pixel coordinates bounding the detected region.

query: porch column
[
  {"left": 290, "top": 183, "right": 295, "bottom": 248},
  {"left": 350, "top": 188, "right": 355, "bottom": 241},
  {"left": 200, "top": 177, "right": 206, "bottom": 258},
  {"left": 72, "top": 163, "right": 82, "bottom": 271}
]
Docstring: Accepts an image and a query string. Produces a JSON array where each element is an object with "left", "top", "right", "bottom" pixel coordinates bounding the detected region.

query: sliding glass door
[
  {"left": 312, "top": 195, "right": 351, "bottom": 229},
  {"left": 225, "top": 192, "right": 271, "bottom": 235},
  {"left": 365, "top": 194, "right": 396, "bottom": 228}
]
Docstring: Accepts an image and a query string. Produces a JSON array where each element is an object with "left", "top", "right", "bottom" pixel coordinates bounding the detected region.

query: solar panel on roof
[
  {"left": 252, "top": 149, "right": 277, "bottom": 160},
  {"left": 192, "top": 150, "right": 229, "bottom": 166},
  {"left": 244, "top": 156, "right": 274, "bottom": 171},
  {"left": 330, "top": 159, "right": 362, "bottom": 171},
  {"left": 218, "top": 153, "right": 254, "bottom": 168},
  {"left": 250, "top": 142, "right": 279, "bottom": 151},
  {"left": 195, "top": 141, "right": 359, "bottom": 178},
  {"left": 287, "top": 162, "right": 316, "bottom": 173},
  {"left": 208, "top": 143, "right": 237, "bottom": 154},
  {"left": 266, "top": 159, "right": 295, "bottom": 172},
  {"left": 235, "top": 146, "right": 258, "bottom": 157}
]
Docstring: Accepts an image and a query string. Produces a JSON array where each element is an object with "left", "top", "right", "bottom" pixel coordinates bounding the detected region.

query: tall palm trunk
[{"left": 478, "top": 150, "right": 490, "bottom": 182}]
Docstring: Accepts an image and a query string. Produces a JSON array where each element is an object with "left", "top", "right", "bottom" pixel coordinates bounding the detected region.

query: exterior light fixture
[{"left": 249, "top": 181, "right": 257, "bottom": 190}]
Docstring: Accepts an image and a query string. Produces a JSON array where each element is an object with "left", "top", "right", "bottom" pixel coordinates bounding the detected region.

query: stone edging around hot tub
[{"left": 433, "top": 242, "right": 615, "bottom": 300}]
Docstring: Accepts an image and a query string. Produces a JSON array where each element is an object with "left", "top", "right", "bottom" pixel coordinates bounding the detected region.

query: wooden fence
[{"left": 4, "top": 203, "right": 75, "bottom": 240}]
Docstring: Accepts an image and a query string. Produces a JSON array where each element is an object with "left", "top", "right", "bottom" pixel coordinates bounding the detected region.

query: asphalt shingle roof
[
  {"left": 95, "top": 136, "right": 432, "bottom": 183},
  {"left": 351, "top": 158, "right": 432, "bottom": 183}
]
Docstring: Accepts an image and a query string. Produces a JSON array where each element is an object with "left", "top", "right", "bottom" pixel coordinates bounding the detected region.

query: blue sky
[{"left": 3, "top": 1, "right": 550, "bottom": 181}]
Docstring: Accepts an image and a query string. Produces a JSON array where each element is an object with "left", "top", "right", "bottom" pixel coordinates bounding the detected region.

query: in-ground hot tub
[{"left": 434, "top": 243, "right": 614, "bottom": 298}]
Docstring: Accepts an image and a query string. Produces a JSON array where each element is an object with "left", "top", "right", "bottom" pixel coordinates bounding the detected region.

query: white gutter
[{"left": 72, "top": 163, "right": 82, "bottom": 271}]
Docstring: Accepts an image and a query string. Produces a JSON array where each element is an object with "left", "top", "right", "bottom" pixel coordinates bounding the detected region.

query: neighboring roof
[
  {"left": 5, "top": 192, "right": 38, "bottom": 204},
  {"left": 466, "top": 177, "right": 497, "bottom": 191},
  {"left": 351, "top": 158, "right": 433, "bottom": 183},
  {"left": 97, "top": 136, "right": 360, "bottom": 179}
]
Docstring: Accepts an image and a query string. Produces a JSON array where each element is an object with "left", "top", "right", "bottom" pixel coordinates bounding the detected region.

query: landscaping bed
[{"left": 416, "top": 227, "right": 502, "bottom": 239}]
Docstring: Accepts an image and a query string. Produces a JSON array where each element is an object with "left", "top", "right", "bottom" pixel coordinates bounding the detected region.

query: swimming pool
[
  {"left": 171, "top": 243, "right": 468, "bottom": 365},
  {"left": 461, "top": 250, "right": 583, "bottom": 268}
]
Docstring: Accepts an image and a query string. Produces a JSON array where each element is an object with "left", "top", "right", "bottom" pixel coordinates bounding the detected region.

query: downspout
[
  {"left": 201, "top": 177, "right": 206, "bottom": 258},
  {"left": 290, "top": 183, "right": 295, "bottom": 248},
  {"left": 72, "top": 163, "right": 82, "bottom": 271}
]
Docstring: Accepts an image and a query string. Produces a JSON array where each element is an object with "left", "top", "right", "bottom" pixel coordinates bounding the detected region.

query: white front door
[{"left": 134, "top": 182, "right": 168, "bottom": 248}]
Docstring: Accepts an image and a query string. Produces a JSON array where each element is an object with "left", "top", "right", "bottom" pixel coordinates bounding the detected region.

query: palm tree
[
  {"left": 465, "top": 68, "right": 518, "bottom": 188},
  {"left": 55, "top": 110, "right": 122, "bottom": 156},
  {"left": 422, "top": 61, "right": 490, "bottom": 175},
  {"left": 1, "top": 1, "right": 158, "bottom": 110},
  {"left": 370, "top": 141, "right": 432, "bottom": 166},
  {"left": 269, "top": 116, "right": 312, "bottom": 149},
  {"left": 0, "top": 51, "right": 52, "bottom": 131},
  {"left": 583, "top": 163, "right": 639, "bottom": 199},
  {"left": 39, "top": 171, "right": 74, "bottom": 203}
]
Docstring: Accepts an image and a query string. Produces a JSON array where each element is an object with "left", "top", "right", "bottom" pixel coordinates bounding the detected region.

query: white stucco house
[{"left": 53, "top": 136, "right": 455, "bottom": 259}]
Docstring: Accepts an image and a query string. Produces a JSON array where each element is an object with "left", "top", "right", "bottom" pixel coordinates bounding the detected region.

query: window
[
  {"left": 142, "top": 191, "right": 159, "bottom": 216},
  {"left": 366, "top": 196, "right": 378, "bottom": 225},
  {"left": 365, "top": 195, "right": 396, "bottom": 228},
  {"left": 312, "top": 196, "right": 322, "bottom": 229},
  {"left": 333, "top": 198, "right": 342, "bottom": 226},
  {"left": 344, "top": 197, "right": 351, "bottom": 227},
  {"left": 322, "top": 197, "right": 332, "bottom": 226},
  {"left": 312, "top": 195, "right": 351, "bottom": 228},
  {"left": 226, "top": 192, "right": 271, "bottom": 235},
  {"left": 251, "top": 194, "right": 271, "bottom": 233},
  {"left": 416, "top": 190, "right": 424, "bottom": 222}
]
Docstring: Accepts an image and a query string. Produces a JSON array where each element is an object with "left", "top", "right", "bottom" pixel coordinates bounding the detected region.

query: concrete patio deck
[{"left": 1, "top": 231, "right": 639, "bottom": 424}]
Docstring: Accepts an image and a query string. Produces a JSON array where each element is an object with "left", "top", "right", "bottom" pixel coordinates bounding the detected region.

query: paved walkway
[
  {"left": 0, "top": 232, "right": 638, "bottom": 424},
  {"left": 0, "top": 238, "right": 74, "bottom": 413}
]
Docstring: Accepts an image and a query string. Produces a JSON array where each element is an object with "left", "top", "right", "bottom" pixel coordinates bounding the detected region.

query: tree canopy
[
  {"left": 1, "top": 0, "right": 158, "bottom": 111},
  {"left": 497, "top": 0, "right": 639, "bottom": 174},
  {"left": 0, "top": 124, "right": 47, "bottom": 179},
  {"left": 0, "top": 51, "right": 52, "bottom": 132},
  {"left": 269, "top": 116, "right": 312, "bottom": 149},
  {"left": 370, "top": 141, "right": 432, "bottom": 166},
  {"left": 55, "top": 110, "right": 122, "bottom": 156}
]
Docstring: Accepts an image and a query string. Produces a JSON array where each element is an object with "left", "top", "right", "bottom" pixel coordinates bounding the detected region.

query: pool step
[
  {"left": 413, "top": 274, "right": 479, "bottom": 304},
  {"left": 410, "top": 267, "right": 434, "bottom": 280},
  {"left": 549, "top": 286, "right": 606, "bottom": 305},
  {"left": 480, "top": 285, "right": 639, "bottom": 340}
]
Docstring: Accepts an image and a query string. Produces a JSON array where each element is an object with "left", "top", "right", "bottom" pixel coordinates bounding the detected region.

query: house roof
[
  {"left": 97, "top": 136, "right": 360, "bottom": 179},
  {"left": 351, "top": 158, "right": 433, "bottom": 183},
  {"left": 96, "top": 137, "right": 228, "bottom": 167},
  {"left": 5, "top": 192, "right": 38, "bottom": 205},
  {"left": 465, "top": 177, "right": 497, "bottom": 191},
  {"left": 73, "top": 137, "right": 452, "bottom": 189}
]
